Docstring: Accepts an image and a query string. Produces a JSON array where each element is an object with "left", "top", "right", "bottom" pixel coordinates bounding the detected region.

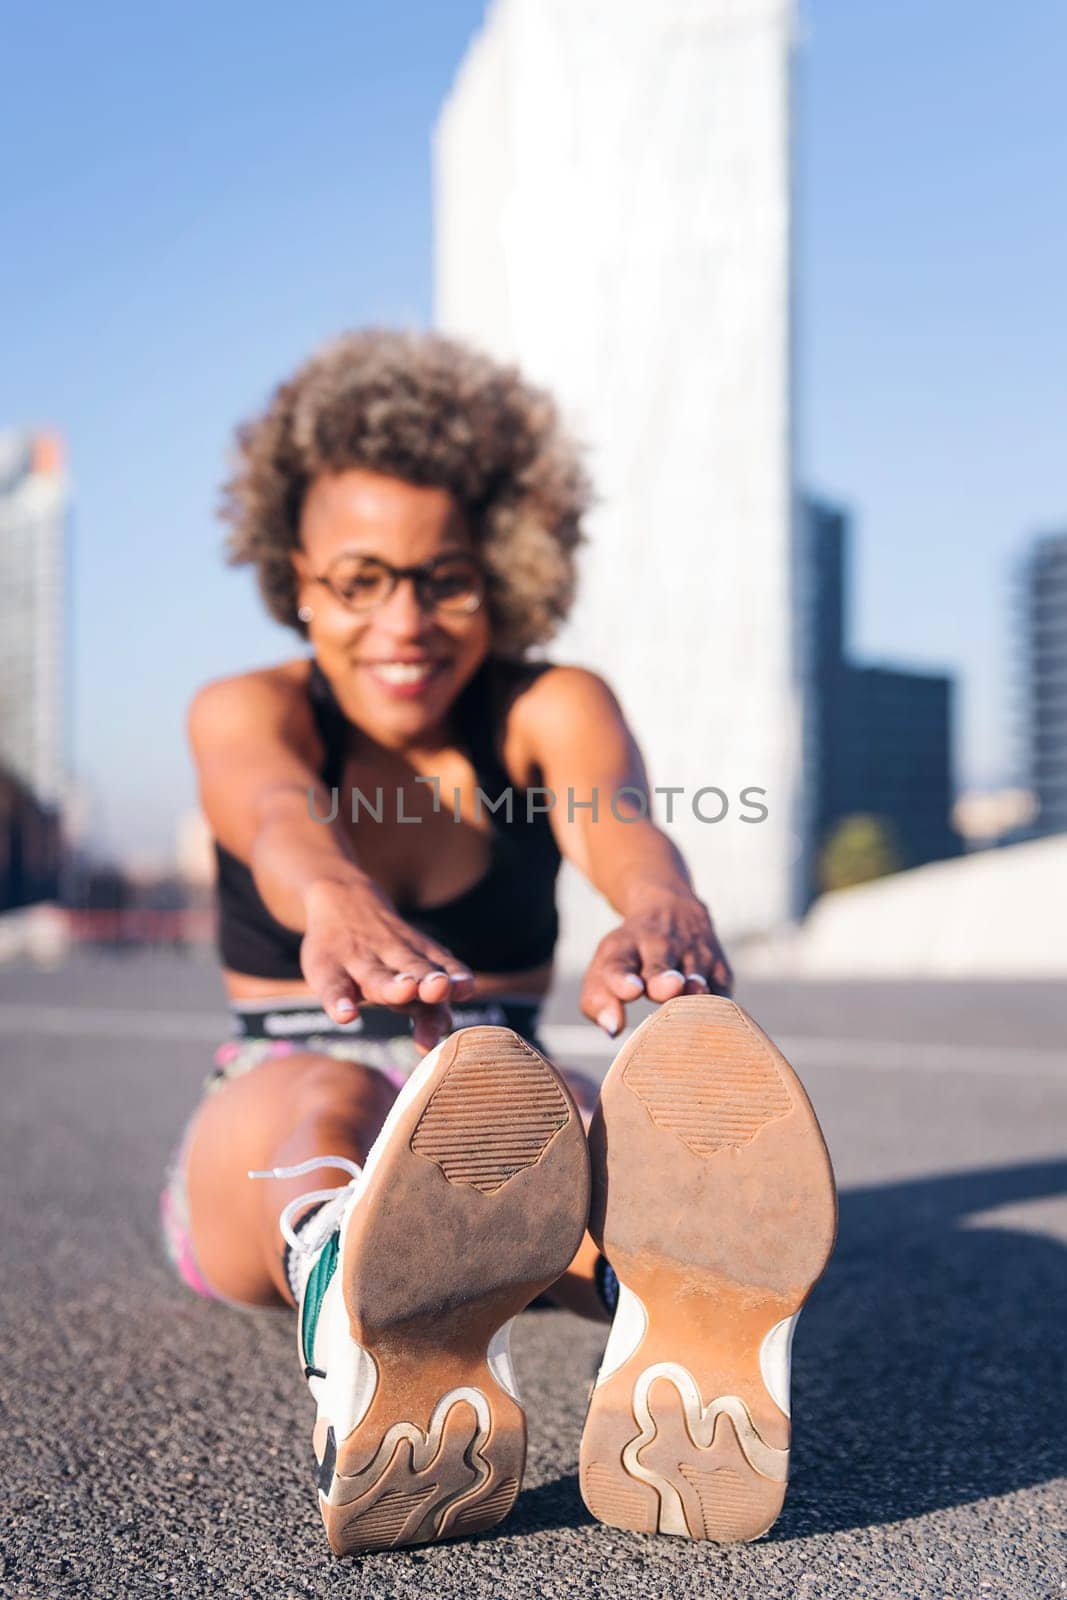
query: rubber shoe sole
[
  {"left": 579, "top": 994, "right": 837, "bottom": 1542},
  {"left": 316, "top": 1024, "right": 590, "bottom": 1555}
]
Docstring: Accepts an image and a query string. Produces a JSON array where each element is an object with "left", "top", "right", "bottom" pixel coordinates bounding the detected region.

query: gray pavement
[{"left": 1, "top": 953, "right": 1064, "bottom": 1598}]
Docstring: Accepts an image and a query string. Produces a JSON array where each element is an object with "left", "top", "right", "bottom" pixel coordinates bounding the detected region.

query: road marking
[
  {"left": 773, "top": 1033, "right": 1065, "bottom": 1080},
  {"left": 547, "top": 1025, "right": 1064, "bottom": 1079},
  {"left": 0, "top": 1004, "right": 1061, "bottom": 1077},
  {"left": 0, "top": 1003, "right": 224, "bottom": 1042},
  {"left": 542, "top": 1025, "right": 1063, "bottom": 1080}
]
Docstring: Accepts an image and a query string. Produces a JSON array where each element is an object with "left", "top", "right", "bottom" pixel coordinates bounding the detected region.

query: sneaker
[
  {"left": 253, "top": 1024, "right": 590, "bottom": 1555},
  {"left": 579, "top": 994, "right": 837, "bottom": 1542}
]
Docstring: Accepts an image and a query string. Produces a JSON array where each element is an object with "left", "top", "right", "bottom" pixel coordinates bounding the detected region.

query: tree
[{"left": 818, "top": 814, "right": 903, "bottom": 894}]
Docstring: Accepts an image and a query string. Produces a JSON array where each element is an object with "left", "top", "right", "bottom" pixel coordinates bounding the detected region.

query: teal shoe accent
[{"left": 300, "top": 1229, "right": 340, "bottom": 1371}]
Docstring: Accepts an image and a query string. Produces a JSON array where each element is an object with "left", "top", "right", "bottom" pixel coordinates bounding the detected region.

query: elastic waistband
[{"left": 230, "top": 994, "right": 545, "bottom": 1044}]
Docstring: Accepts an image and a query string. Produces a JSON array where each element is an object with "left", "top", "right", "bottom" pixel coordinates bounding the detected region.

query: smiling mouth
[{"left": 363, "top": 660, "right": 444, "bottom": 686}]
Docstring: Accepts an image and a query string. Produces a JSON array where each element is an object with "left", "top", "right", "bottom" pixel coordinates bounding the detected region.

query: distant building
[
  {"left": 0, "top": 765, "right": 61, "bottom": 910},
  {"left": 0, "top": 430, "right": 69, "bottom": 908},
  {"left": 835, "top": 666, "right": 958, "bottom": 871},
  {"left": 1023, "top": 531, "right": 1067, "bottom": 837},
  {"left": 436, "top": 0, "right": 803, "bottom": 952},
  {"left": 803, "top": 497, "right": 959, "bottom": 901},
  {"left": 0, "top": 431, "right": 68, "bottom": 803},
  {"left": 805, "top": 499, "right": 849, "bottom": 884}
]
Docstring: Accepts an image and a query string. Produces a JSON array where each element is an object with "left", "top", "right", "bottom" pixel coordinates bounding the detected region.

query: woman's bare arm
[
  {"left": 514, "top": 665, "right": 733, "bottom": 1035},
  {"left": 187, "top": 670, "right": 474, "bottom": 1036},
  {"left": 189, "top": 670, "right": 364, "bottom": 923}
]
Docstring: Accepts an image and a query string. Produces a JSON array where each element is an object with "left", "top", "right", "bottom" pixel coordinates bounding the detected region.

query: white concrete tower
[
  {"left": 0, "top": 430, "right": 69, "bottom": 806},
  {"left": 435, "top": 0, "right": 803, "bottom": 964}
]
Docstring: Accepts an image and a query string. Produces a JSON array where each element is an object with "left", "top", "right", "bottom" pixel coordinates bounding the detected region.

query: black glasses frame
[{"left": 311, "top": 552, "right": 487, "bottom": 616}]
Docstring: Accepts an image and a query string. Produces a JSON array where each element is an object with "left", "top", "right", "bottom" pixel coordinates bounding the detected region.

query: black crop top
[{"left": 213, "top": 655, "right": 562, "bottom": 980}]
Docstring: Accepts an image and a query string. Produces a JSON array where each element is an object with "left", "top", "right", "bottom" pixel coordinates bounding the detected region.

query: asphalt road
[{"left": 1, "top": 953, "right": 1064, "bottom": 1599}]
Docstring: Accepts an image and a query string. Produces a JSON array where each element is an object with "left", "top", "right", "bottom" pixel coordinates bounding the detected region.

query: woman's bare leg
[
  {"left": 180, "top": 1045, "right": 607, "bottom": 1316},
  {"left": 544, "top": 1062, "right": 611, "bottom": 1321},
  {"left": 183, "top": 1053, "right": 398, "bottom": 1306}
]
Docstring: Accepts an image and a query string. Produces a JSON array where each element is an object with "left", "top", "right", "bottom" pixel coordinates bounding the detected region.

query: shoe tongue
[{"left": 300, "top": 1193, "right": 349, "bottom": 1258}]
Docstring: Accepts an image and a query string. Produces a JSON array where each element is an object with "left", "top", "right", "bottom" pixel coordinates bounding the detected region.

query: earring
[{"left": 298, "top": 605, "right": 313, "bottom": 623}]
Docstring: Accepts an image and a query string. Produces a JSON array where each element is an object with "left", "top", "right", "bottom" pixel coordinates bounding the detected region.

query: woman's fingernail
[
  {"left": 391, "top": 972, "right": 416, "bottom": 984},
  {"left": 660, "top": 969, "right": 685, "bottom": 983},
  {"left": 597, "top": 1007, "right": 620, "bottom": 1037},
  {"left": 451, "top": 970, "right": 474, "bottom": 984},
  {"left": 335, "top": 998, "right": 356, "bottom": 1016},
  {"left": 620, "top": 974, "right": 644, "bottom": 993},
  {"left": 688, "top": 973, "right": 709, "bottom": 989}
]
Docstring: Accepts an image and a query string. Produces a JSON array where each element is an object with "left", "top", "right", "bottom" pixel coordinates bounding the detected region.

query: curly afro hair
[{"left": 221, "top": 328, "right": 592, "bottom": 657}]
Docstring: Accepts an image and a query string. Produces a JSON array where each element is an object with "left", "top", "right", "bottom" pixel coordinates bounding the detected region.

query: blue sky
[{"left": 2, "top": 0, "right": 1064, "bottom": 859}]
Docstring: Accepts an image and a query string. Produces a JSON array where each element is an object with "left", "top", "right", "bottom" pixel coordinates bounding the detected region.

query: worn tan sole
[
  {"left": 579, "top": 995, "right": 837, "bottom": 1542},
  {"left": 316, "top": 1025, "right": 590, "bottom": 1555}
]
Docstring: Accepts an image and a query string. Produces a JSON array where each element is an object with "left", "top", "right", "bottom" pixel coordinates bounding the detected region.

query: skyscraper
[
  {"left": 435, "top": 0, "right": 802, "bottom": 953},
  {"left": 0, "top": 430, "right": 69, "bottom": 907},
  {"left": 1023, "top": 530, "right": 1067, "bottom": 837},
  {"left": 803, "top": 496, "right": 959, "bottom": 898}
]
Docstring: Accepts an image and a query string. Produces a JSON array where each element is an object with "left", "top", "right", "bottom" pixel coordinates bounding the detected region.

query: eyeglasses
[{"left": 311, "top": 552, "right": 487, "bottom": 616}]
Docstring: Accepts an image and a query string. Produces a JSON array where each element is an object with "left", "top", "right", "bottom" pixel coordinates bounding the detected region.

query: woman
[{"left": 164, "top": 329, "right": 835, "bottom": 1557}]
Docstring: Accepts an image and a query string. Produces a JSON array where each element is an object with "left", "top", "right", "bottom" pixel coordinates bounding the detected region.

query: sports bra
[{"left": 213, "top": 655, "right": 562, "bottom": 980}]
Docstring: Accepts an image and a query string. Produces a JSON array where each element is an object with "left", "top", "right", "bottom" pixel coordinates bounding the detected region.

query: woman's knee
[{"left": 285, "top": 1054, "right": 399, "bottom": 1126}]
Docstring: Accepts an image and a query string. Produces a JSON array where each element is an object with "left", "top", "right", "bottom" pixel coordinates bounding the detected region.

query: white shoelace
[{"left": 247, "top": 1155, "right": 363, "bottom": 1252}]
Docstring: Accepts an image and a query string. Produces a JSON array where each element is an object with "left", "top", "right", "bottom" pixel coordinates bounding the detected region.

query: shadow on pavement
[
  {"left": 770, "top": 1157, "right": 1067, "bottom": 1539},
  {"left": 484, "top": 1474, "right": 594, "bottom": 1539},
  {"left": 440, "top": 1157, "right": 1067, "bottom": 1546}
]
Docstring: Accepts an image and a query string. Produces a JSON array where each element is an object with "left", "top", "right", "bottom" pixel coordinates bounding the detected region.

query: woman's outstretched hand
[
  {"left": 580, "top": 890, "right": 733, "bottom": 1038},
  {"left": 299, "top": 877, "right": 476, "bottom": 1051}
]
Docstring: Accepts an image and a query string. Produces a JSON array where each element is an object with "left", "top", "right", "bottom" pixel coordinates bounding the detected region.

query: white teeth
[{"left": 372, "top": 662, "right": 436, "bottom": 684}]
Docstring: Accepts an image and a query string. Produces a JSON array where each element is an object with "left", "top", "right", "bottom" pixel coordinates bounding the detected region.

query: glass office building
[{"left": 1024, "top": 531, "right": 1067, "bottom": 837}]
